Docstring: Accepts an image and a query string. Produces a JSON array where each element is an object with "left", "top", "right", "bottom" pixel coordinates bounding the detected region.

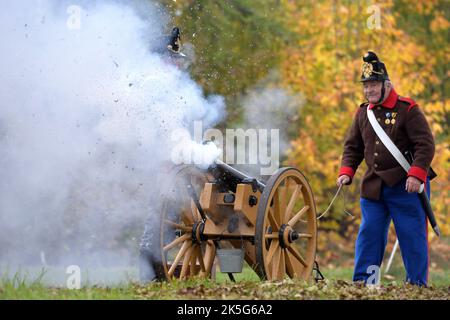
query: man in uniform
[{"left": 337, "top": 51, "right": 436, "bottom": 286}]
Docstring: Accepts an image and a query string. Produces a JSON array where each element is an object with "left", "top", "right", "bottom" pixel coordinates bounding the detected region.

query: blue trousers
[{"left": 353, "top": 178, "right": 430, "bottom": 286}]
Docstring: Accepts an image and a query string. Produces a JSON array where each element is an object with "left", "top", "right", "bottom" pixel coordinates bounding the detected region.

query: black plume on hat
[
  {"left": 363, "top": 51, "right": 379, "bottom": 63},
  {"left": 155, "top": 27, "right": 186, "bottom": 58},
  {"left": 360, "top": 51, "right": 389, "bottom": 82},
  {"left": 167, "top": 27, "right": 181, "bottom": 53}
]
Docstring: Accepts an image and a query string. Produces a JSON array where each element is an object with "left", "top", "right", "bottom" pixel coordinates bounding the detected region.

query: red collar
[{"left": 368, "top": 88, "right": 398, "bottom": 110}]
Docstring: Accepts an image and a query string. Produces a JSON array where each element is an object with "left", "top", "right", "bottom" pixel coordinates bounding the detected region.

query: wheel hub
[
  {"left": 278, "top": 224, "right": 299, "bottom": 248},
  {"left": 191, "top": 220, "right": 205, "bottom": 244}
]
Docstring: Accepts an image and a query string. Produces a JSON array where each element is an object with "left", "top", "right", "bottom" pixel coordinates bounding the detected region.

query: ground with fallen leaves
[
  {"left": 135, "top": 279, "right": 449, "bottom": 300},
  {"left": 1, "top": 270, "right": 449, "bottom": 300},
  {"left": 1, "top": 241, "right": 449, "bottom": 300}
]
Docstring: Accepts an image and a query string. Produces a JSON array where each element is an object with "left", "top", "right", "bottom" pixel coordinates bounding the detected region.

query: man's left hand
[{"left": 405, "top": 176, "right": 422, "bottom": 193}]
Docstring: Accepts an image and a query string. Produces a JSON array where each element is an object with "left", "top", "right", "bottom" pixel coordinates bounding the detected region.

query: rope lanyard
[{"left": 317, "top": 184, "right": 354, "bottom": 220}]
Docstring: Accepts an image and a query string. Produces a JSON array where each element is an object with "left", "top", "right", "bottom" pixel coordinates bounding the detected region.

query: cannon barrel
[{"left": 207, "top": 159, "right": 266, "bottom": 193}]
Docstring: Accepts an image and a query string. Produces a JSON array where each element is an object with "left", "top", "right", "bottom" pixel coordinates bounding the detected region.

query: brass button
[
  {"left": 377, "top": 118, "right": 381, "bottom": 122},
  {"left": 376, "top": 141, "right": 380, "bottom": 145},
  {"left": 374, "top": 152, "right": 378, "bottom": 156},
  {"left": 374, "top": 164, "right": 378, "bottom": 168}
]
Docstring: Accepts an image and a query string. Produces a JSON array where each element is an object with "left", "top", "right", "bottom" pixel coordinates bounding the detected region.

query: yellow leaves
[
  {"left": 431, "top": 123, "right": 444, "bottom": 135},
  {"left": 429, "top": 142, "right": 450, "bottom": 233},
  {"left": 422, "top": 100, "right": 449, "bottom": 139},
  {"left": 383, "top": 13, "right": 397, "bottom": 30},
  {"left": 430, "top": 13, "right": 450, "bottom": 32},
  {"left": 339, "top": 5, "right": 349, "bottom": 15},
  {"left": 409, "top": 0, "right": 440, "bottom": 15},
  {"left": 425, "top": 100, "right": 447, "bottom": 113}
]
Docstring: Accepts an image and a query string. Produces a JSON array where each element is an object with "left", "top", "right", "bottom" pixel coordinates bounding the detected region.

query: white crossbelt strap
[{"left": 367, "top": 106, "right": 424, "bottom": 193}]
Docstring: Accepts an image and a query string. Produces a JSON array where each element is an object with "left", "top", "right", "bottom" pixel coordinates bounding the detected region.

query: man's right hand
[{"left": 337, "top": 175, "right": 350, "bottom": 186}]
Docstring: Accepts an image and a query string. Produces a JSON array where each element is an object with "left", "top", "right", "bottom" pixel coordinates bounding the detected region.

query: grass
[{"left": 1, "top": 264, "right": 448, "bottom": 300}]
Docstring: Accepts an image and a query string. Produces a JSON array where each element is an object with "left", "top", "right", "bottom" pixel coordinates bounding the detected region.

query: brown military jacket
[{"left": 339, "top": 88, "right": 436, "bottom": 201}]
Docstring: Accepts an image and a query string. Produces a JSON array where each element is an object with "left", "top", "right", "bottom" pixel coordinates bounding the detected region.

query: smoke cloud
[
  {"left": 0, "top": 0, "right": 225, "bottom": 284},
  {"left": 232, "top": 74, "right": 303, "bottom": 178}
]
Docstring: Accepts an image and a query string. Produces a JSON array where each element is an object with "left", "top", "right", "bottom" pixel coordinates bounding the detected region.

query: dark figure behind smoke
[{"left": 139, "top": 27, "right": 186, "bottom": 283}]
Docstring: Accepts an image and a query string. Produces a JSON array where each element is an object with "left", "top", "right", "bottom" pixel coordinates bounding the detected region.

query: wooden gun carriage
[{"left": 149, "top": 160, "right": 318, "bottom": 281}]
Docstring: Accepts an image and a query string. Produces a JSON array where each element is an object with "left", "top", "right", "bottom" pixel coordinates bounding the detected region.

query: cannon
[{"left": 147, "top": 160, "right": 318, "bottom": 281}]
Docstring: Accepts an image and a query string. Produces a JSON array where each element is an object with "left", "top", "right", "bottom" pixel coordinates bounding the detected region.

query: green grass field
[{"left": 1, "top": 264, "right": 448, "bottom": 300}]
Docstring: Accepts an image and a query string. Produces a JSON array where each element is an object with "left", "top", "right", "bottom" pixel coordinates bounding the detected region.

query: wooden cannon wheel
[
  {"left": 153, "top": 165, "right": 216, "bottom": 280},
  {"left": 255, "top": 167, "right": 317, "bottom": 281}
]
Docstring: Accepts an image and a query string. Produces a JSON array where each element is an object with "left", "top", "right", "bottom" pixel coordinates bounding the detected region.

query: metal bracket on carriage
[{"left": 241, "top": 177, "right": 259, "bottom": 193}]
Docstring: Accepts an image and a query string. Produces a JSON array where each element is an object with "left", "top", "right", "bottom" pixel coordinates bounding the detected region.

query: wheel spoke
[
  {"left": 180, "top": 244, "right": 195, "bottom": 279},
  {"left": 298, "top": 233, "right": 312, "bottom": 238},
  {"left": 164, "top": 220, "right": 191, "bottom": 232},
  {"left": 271, "top": 247, "right": 283, "bottom": 280},
  {"left": 203, "top": 241, "right": 216, "bottom": 274},
  {"left": 278, "top": 249, "right": 286, "bottom": 280},
  {"left": 286, "top": 249, "right": 305, "bottom": 275},
  {"left": 274, "top": 186, "right": 287, "bottom": 225},
  {"left": 181, "top": 208, "right": 195, "bottom": 225},
  {"left": 189, "top": 246, "right": 198, "bottom": 276},
  {"left": 288, "top": 205, "right": 309, "bottom": 227},
  {"left": 264, "top": 234, "right": 278, "bottom": 239},
  {"left": 168, "top": 241, "right": 191, "bottom": 277},
  {"left": 266, "top": 239, "right": 279, "bottom": 265},
  {"left": 163, "top": 233, "right": 190, "bottom": 252},
  {"left": 285, "top": 184, "right": 302, "bottom": 222},
  {"left": 270, "top": 246, "right": 280, "bottom": 279},
  {"left": 268, "top": 207, "right": 280, "bottom": 231},
  {"left": 179, "top": 179, "right": 199, "bottom": 222},
  {"left": 284, "top": 248, "right": 296, "bottom": 278},
  {"left": 287, "top": 246, "right": 307, "bottom": 267},
  {"left": 191, "top": 199, "right": 202, "bottom": 221},
  {"left": 197, "top": 246, "right": 206, "bottom": 273}
]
